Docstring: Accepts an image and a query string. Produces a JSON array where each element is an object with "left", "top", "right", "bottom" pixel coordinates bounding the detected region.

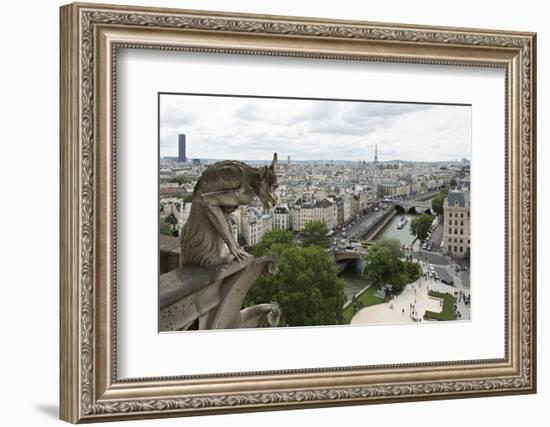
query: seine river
[
  {"left": 340, "top": 213, "right": 417, "bottom": 301},
  {"left": 373, "top": 213, "right": 417, "bottom": 247}
]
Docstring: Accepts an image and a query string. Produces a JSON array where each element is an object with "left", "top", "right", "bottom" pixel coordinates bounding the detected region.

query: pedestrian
[{"left": 402, "top": 308, "right": 405, "bottom": 316}]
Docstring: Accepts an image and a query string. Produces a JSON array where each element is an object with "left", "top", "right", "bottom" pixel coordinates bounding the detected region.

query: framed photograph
[{"left": 60, "top": 2, "right": 537, "bottom": 423}]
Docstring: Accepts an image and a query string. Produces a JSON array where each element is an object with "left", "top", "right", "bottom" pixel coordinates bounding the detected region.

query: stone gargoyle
[{"left": 180, "top": 153, "right": 278, "bottom": 267}]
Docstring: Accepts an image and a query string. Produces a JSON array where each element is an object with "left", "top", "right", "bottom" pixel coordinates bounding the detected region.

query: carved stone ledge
[{"left": 159, "top": 256, "right": 279, "bottom": 331}]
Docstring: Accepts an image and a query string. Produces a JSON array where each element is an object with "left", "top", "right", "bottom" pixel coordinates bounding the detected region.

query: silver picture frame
[{"left": 60, "top": 2, "right": 536, "bottom": 423}]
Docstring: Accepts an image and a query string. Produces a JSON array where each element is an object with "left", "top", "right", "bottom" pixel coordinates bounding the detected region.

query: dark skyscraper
[{"left": 178, "top": 134, "right": 186, "bottom": 163}]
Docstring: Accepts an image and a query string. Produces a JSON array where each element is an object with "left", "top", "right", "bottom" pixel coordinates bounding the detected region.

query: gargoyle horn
[{"left": 270, "top": 153, "right": 278, "bottom": 170}]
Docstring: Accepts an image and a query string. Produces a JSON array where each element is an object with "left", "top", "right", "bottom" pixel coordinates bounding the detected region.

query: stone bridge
[
  {"left": 393, "top": 200, "right": 432, "bottom": 214},
  {"left": 331, "top": 249, "right": 363, "bottom": 262},
  {"left": 328, "top": 249, "right": 365, "bottom": 274},
  {"left": 396, "top": 200, "right": 431, "bottom": 209},
  {"left": 386, "top": 191, "right": 438, "bottom": 214}
]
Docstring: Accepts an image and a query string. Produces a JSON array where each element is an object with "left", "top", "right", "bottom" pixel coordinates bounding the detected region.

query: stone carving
[
  {"left": 180, "top": 153, "right": 278, "bottom": 266},
  {"left": 158, "top": 154, "right": 282, "bottom": 332},
  {"left": 159, "top": 255, "right": 279, "bottom": 331},
  {"left": 238, "top": 303, "right": 281, "bottom": 328}
]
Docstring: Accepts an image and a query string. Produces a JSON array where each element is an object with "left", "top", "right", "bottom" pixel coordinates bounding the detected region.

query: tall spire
[{"left": 374, "top": 144, "right": 379, "bottom": 163}]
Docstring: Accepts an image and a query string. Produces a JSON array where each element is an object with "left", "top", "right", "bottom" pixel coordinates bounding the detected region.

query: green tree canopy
[
  {"left": 431, "top": 187, "right": 449, "bottom": 215},
  {"left": 410, "top": 214, "right": 432, "bottom": 241},
  {"left": 245, "top": 244, "right": 345, "bottom": 326},
  {"left": 251, "top": 229, "right": 294, "bottom": 257},
  {"left": 377, "top": 238, "right": 403, "bottom": 259},
  {"left": 450, "top": 177, "right": 457, "bottom": 188},
  {"left": 169, "top": 175, "right": 196, "bottom": 185},
  {"left": 362, "top": 239, "right": 421, "bottom": 293},
  {"left": 172, "top": 193, "right": 193, "bottom": 202},
  {"left": 301, "top": 220, "right": 330, "bottom": 248},
  {"left": 159, "top": 219, "right": 173, "bottom": 236},
  {"left": 362, "top": 245, "right": 397, "bottom": 288}
]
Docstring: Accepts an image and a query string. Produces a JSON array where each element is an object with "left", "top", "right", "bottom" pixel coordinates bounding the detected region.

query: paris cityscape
[{"left": 159, "top": 95, "right": 471, "bottom": 329}]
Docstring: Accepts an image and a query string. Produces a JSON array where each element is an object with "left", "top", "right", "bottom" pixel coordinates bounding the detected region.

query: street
[{"left": 331, "top": 208, "right": 388, "bottom": 247}]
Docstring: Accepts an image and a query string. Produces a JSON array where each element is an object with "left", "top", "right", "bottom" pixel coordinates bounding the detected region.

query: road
[{"left": 331, "top": 208, "right": 389, "bottom": 247}]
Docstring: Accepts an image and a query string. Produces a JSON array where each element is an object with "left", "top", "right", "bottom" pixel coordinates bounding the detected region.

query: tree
[
  {"left": 301, "top": 220, "right": 330, "bottom": 248},
  {"left": 410, "top": 214, "right": 432, "bottom": 241},
  {"left": 251, "top": 229, "right": 293, "bottom": 257},
  {"left": 362, "top": 238, "right": 422, "bottom": 293},
  {"left": 450, "top": 177, "right": 457, "bottom": 188},
  {"left": 362, "top": 246, "right": 396, "bottom": 288},
  {"left": 173, "top": 193, "right": 193, "bottom": 202},
  {"left": 377, "top": 239, "right": 403, "bottom": 259},
  {"left": 431, "top": 188, "right": 449, "bottom": 215},
  {"left": 170, "top": 175, "right": 194, "bottom": 185},
  {"left": 159, "top": 219, "right": 173, "bottom": 236},
  {"left": 245, "top": 244, "right": 346, "bottom": 326}
]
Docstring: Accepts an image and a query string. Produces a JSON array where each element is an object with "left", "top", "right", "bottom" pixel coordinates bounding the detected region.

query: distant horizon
[
  {"left": 160, "top": 94, "right": 471, "bottom": 163},
  {"left": 160, "top": 156, "right": 470, "bottom": 163}
]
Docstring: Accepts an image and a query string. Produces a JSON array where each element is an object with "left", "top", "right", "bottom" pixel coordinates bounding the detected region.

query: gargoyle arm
[
  {"left": 199, "top": 186, "right": 254, "bottom": 208},
  {"left": 200, "top": 189, "right": 249, "bottom": 261}
]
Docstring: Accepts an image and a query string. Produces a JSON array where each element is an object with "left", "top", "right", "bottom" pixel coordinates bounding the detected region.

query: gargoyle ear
[{"left": 270, "top": 153, "right": 278, "bottom": 171}]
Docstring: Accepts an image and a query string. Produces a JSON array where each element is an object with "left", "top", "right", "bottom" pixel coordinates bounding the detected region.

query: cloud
[{"left": 159, "top": 94, "right": 470, "bottom": 162}]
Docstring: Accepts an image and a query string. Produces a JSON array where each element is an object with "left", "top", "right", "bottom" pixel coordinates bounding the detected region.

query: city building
[
  {"left": 377, "top": 182, "right": 410, "bottom": 197},
  {"left": 178, "top": 134, "right": 186, "bottom": 163},
  {"left": 343, "top": 193, "right": 352, "bottom": 223},
  {"left": 442, "top": 190, "right": 471, "bottom": 256},
  {"left": 159, "top": 198, "right": 192, "bottom": 236},
  {"left": 291, "top": 198, "right": 337, "bottom": 231},
  {"left": 273, "top": 204, "right": 291, "bottom": 230},
  {"left": 158, "top": 155, "right": 466, "bottom": 251},
  {"left": 313, "top": 198, "right": 337, "bottom": 230},
  {"left": 241, "top": 207, "right": 273, "bottom": 246}
]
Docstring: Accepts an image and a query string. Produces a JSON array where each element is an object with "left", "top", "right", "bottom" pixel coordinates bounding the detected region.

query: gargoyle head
[{"left": 258, "top": 153, "right": 278, "bottom": 210}]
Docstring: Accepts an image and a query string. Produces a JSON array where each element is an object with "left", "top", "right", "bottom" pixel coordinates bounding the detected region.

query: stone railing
[{"left": 159, "top": 255, "right": 280, "bottom": 331}]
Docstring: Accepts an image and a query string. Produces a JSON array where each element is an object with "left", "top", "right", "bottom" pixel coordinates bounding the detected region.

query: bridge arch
[{"left": 394, "top": 202, "right": 433, "bottom": 215}]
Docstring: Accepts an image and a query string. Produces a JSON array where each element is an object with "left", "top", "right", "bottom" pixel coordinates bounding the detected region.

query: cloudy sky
[{"left": 160, "top": 94, "right": 471, "bottom": 162}]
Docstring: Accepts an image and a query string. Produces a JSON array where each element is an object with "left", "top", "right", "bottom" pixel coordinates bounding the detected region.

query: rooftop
[{"left": 447, "top": 190, "right": 470, "bottom": 208}]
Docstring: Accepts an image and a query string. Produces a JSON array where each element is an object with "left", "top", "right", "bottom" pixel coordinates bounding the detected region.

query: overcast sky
[{"left": 160, "top": 94, "right": 471, "bottom": 162}]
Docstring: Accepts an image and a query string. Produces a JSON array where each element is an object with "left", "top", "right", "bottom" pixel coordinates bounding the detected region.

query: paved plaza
[{"left": 350, "top": 267, "right": 471, "bottom": 325}]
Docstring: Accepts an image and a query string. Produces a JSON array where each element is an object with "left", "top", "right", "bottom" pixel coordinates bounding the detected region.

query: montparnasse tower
[{"left": 374, "top": 144, "right": 379, "bottom": 164}]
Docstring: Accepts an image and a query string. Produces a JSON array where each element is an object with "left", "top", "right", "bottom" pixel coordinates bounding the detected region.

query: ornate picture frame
[{"left": 60, "top": 2, "right": 536, "bottom": 423}]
